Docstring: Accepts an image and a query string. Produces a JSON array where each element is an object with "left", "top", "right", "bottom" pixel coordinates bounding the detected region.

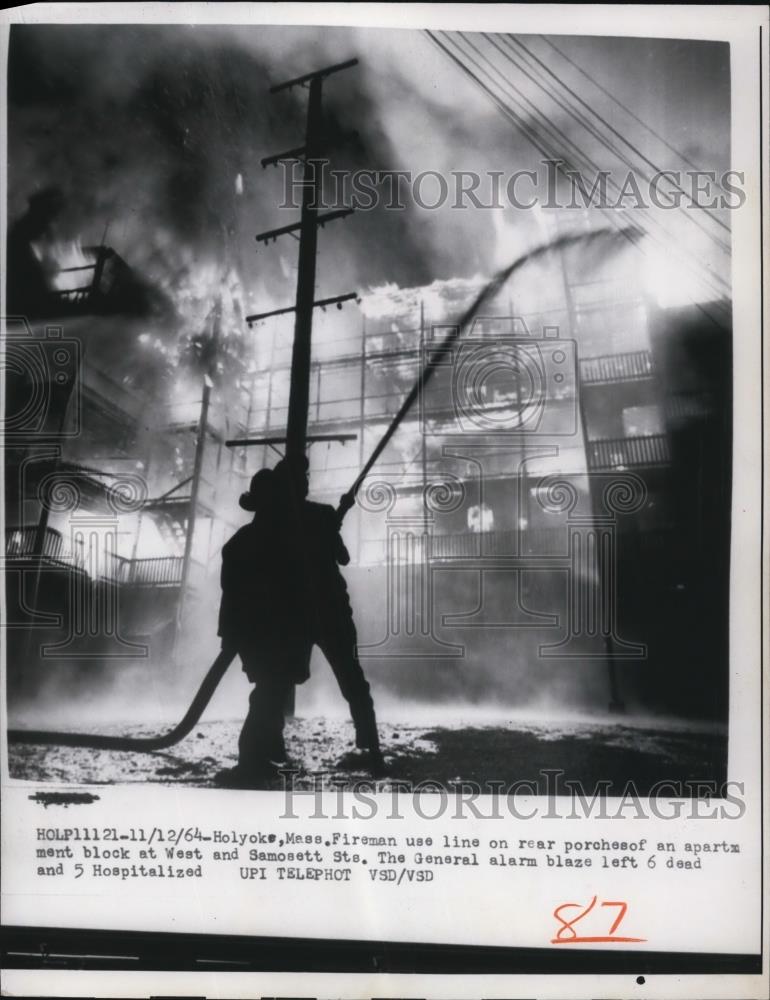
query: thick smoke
[
  {"left": 7, "top": 26, "right": 732, "bottom": 319},
  {"left": 6, "top": 26, "right": 732, "bottom": 730},
  {"left": 7, "top": 24, "right": 435, "bottom": 298}
]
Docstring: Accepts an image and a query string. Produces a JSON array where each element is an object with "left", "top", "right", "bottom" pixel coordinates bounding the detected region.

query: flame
[{"left": 44, "top": 239, "right": 98, "bottom": 292}]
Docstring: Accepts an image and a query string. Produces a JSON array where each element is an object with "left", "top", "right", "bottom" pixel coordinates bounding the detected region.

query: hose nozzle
[{"left": 337, "top": 490, "right": 356, "bottom": 522}]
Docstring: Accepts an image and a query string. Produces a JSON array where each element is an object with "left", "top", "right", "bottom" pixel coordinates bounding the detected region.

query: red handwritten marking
[
  {"left": 551, "top": 896, "right": 646, "bottom": 944},
  {"left": 551, "top": 937, "right": 648, "bottom": 944},
  {"left": 602, "top": 900, "right": 630, "bottom": 936}
]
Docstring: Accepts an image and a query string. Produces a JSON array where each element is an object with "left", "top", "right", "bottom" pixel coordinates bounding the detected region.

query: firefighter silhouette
[
  {"left": 216, "top": 467, "right": 311, "bottom": 786},
  {"left": 216, "top": 458, "right": 384, "bottom": 787}
]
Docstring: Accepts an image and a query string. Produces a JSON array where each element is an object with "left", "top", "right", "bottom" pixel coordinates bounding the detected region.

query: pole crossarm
[
  {"left": 255, "top": 208, "right": 354, "bottom": 245},
  {"left": 225, "top": 434, "right": 357, "bottom": 449},
  {"left": 256, "top": 55, "right": 359, "bottom": 465},
  {"left": 261, "top": 145, "right": 306, "bottom": 169},
  {"left": 245, "top": 291, "right": 358, "bottom": 326},
  {"left": 269, "top": 58, "right": 358, "bottom": 94}
]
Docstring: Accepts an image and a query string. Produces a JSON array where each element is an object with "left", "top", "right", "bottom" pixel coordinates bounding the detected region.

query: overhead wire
[
  {"left": 499, "top": 34, "right": 732, "bottom": 246},
  {"left": 540, "top": 35, "right": 729, "bottom": 186},
  {"left": 452, "top": 30, "right": 731, "bottom": 304},
  {"left": 423, "top": 29, "right": 731, "bottom": 330}
]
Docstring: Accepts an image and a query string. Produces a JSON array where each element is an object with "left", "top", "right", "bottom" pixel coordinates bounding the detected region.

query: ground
[{"left": 8, "top": 713, "right": 727, "bottom": 794}]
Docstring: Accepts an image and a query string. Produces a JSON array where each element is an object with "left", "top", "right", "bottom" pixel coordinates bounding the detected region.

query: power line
[
  {"left": 423, "top": 31, "right": 730, "bottom": 334},
  {"left": 540, "top": 35, "right": 726, "bottom": 186},
  {"left": 504, "top": 34, "right": 731, "bottom": 239},
  {"left": 427, "top": 30, "right": 731, "bottom": 322},
  {"left": 454, "top": 31, "right": 731, "bottom": 299},
  {"left": 423, "top": 30, "right": 647, "bottom": 267}
]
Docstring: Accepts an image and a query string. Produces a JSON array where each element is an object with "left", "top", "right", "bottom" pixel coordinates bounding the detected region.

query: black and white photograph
[
  {"left": 0, "top": 3, "right": 766, "bottom": 995},
  {"left": 3, "top": 14, "right": 738, "bottom": 792}
]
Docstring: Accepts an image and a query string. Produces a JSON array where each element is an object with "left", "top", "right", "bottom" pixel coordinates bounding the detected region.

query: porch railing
[
  {"left": 5, "top": 528, "right": 183, "bottom": 587},
  {"left": 587, "top": 433, "right": 670, "bottom": 470},
  {"left": 579, "top": 350, "right": 654, "bottom": 385}
]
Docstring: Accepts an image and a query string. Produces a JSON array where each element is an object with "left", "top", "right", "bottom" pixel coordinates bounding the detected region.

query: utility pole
[
  {"left": 287, "top": 72, "right": 322, "bottom": 461},
  {"left": 556, "top": 241, "right": 625, "bottom": 713},
  {"left": 175, "top": 298, "right": 221, "bottom": 658},
  {"left": 420, "top": 300, "right": 429, "bottom": 535},
  {"left": 252, "top": 57, "right": 360, "bottom": 460},
  {"left": 508, "top": 292, "right": 529, "bottom": 546},
  {"left": 243, "top": 59, "right": 360, "bottom": 716},
  {"left": 357, "top": 313, "right": 367, "bottom": 563}
]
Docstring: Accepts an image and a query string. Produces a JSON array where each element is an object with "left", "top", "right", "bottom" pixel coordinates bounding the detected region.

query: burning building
[
  {"left": 232, "top": 230, "right": 731, "bottom": 722},
  {"left": 3, "top": 196, "right": 252, "bottom": 706},
  {"left": 3, "top": 25, "right": 734, "bottom": 785}
]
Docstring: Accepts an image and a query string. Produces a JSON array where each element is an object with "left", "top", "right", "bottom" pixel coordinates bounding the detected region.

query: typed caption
[{"left": 33, "top": 823, "right": 745, "bottom": 886}]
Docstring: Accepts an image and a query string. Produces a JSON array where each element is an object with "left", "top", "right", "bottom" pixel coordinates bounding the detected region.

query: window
[
  {"left": 622, "top": 404, "right": 663, "bottom": 437},
  {"left": 467, "top": 503, "right": 494, "bottom": 532}
]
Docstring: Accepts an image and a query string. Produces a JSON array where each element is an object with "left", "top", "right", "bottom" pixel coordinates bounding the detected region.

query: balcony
[
  {"left": 579, "top": 350, "right": 653, "bottom": 385},
  {"left": 430, "top": 527, "right": 568, "bottom": 561},
  {"left": 4, "top": 526, "right": 74, "bottom": 568},
  {"left": 49, "top": 246, "right": 141, "bottom": 316},
  {"left": 356, "top": 525, "right": 677, "bottom": 566},
  {"left": 5, "top": 527, "right": 183, "bottom": 587},
  {"left": 357, "top": 527, "right": 569, "bottom": 565},
  {"left": 110, "top": 555, "right": 184, "bottom": 587},
  {"left": 587, "top": 434, "right": 670, "bottom": 471}
]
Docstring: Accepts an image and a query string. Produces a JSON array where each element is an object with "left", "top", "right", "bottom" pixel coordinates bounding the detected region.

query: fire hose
[
  {"left": 7, "top": 649, "right": 236, "bottom": 750},
  {"left": 7, "top": 226, "right": 639, "bottom": 753}
]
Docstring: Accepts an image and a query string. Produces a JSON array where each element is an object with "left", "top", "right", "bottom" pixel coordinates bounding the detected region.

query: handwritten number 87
[{"left": 551, "top": 897, "right": 646, "bottom": 944}]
